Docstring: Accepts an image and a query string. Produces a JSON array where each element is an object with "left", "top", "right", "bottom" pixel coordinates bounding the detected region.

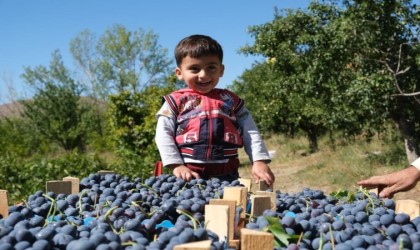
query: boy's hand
[
  {"left": 169, "top": 164, "right": 200, "bottom": 181},
  {"left": 252, "top": 161, "right": 275, "bottom": 186}
]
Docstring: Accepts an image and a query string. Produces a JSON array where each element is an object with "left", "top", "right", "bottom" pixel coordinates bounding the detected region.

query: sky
[{"left": 0, "top": 0, "right": 311, "bottom": 104}]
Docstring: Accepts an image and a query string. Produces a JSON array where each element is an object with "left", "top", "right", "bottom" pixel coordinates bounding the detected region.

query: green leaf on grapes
[
  {"left": 264, "top": 216, "right": 290, "bottom": 247},
  {"left": 329, "top": 189, "right": 349, "bottom": 199}
]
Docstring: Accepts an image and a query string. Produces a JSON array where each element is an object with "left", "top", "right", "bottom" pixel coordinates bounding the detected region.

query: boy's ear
[
  {"left": 220, "top": 64, "right": 225, "bottom": 77},
  {"left": 175, "top": 67, "right": 183, "bottom": 80}
]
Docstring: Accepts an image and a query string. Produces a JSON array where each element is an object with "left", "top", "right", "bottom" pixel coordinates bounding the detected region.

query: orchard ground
[{"left": 237, "top": 134, "right": 420, "bottom": 203}]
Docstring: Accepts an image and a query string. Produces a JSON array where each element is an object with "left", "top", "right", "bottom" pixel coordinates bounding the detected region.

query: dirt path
[
  {"left": 239, "top": 153, "right": 324, "bottom": 194},
  {"left": 239, "top": 153, "right": 420, "bottom": 203}
]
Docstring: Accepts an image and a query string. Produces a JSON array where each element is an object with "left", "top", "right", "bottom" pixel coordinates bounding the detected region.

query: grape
[
  {"left": 361, "top": 224, "right": 376, "bottom": 236},
  {"left": 15, "top": 228, "right": 35, "bottom": 243},
  {"left": 332, "top": 219, "right": 345, "bottom": 231},
  {"left": 383, "top": 199, "right": 395, "bottom": 209},
  {"left": 281, "top": 215, "right": 295, "bottom": 228},
  {"left": 89, "top": 233, "right": 107, "bottom": 245},
  {"left": 396, "top": 233, "right": 412, "bottom": 249},
  {"left": 66, "top": 238, "right": 95, "bottom": 250},
  {"left": 394, "top": 213, "right": 410, "bottom": 224},
  {"left": 52, "top": 233, "right": 74, "bottom": 249},
  {"left": 351, "top": 235, "right": 367, "bottom": 248},
  {"left": 355, "top": 211, "right": 368, "bottom": 223},
  {"left": 386, "top": 224, "right": 402, "bottom": 240},
  {"left": 334, "top": 243, "right": 353, "bottom": 250},
  {"left": 14, "top": 241, "right": 31, "bottom": 250},
  {"left": 0, "top": 243, "right": 13, "bottom": 250},
  {"left": 379, "top": 213, "right": 394, "bottom": 226},
  {"left": 32, "top": 239, "right": 50, "bottom": 250},
  {"left": 3, "top": 212, "right": 24, "bottom": 227}
]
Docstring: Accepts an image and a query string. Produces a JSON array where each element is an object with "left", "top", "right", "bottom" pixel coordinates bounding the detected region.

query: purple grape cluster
[
  {"left": 1, "top": 173, "right": 419, "bottom": 250},
  {"left": 0, "top": 173, "right": 240, "bottom": 250},
  {"left": 246, "top": 188, "right": 420, "bottom": 250}
]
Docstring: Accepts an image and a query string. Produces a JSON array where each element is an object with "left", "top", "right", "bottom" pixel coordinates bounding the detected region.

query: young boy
[{"left": 155, "top": 34, "right": 275, "bottom": 186}]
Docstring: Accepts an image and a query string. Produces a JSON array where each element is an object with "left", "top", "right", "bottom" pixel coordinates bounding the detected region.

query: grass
[{"left": 238, "top": 132, "right": 420, "bottom": 200}]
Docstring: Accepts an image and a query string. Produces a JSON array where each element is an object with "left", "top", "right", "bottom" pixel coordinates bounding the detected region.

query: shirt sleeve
[
  {"left": 237, "top": 106, "right": 271, "bottom": 164},
  {"left": 155, "top": 102, "right": 184, "bottom": 167},
  {"left": 411, "top": 157, "right": 420, "bottom": 171}
]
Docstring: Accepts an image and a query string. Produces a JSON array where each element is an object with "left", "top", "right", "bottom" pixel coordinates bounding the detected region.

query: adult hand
[
  {"left": 252, "top": 160, "right": 275, "bottom": 186},
  {"left": 357, "top": 166, "right": 420, "bottom": 198},
  {"left": 170, "top": 164, "right": 200, "bottom": 181}
]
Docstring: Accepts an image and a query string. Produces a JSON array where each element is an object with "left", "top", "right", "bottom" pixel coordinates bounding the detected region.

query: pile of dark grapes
[{"left": 0, "top": 173, "right": 419, "bottom": 250}]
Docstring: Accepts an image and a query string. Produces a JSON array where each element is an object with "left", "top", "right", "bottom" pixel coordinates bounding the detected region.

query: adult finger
[{"left": 379, "top": 186, "right": 395, "bottom": 199}]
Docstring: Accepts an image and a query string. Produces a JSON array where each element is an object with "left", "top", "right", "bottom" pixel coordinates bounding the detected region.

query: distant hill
[
  {"left": 0, "top": 97, "right": 107, "bottom": 119},
  {"left": 0, "top": 101, "right": 24, "bottom": 118}
]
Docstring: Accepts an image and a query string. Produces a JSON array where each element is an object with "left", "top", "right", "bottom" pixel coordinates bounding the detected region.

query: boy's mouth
[{"left": 197, "top": 81, "right": 211, "bottom": 86}]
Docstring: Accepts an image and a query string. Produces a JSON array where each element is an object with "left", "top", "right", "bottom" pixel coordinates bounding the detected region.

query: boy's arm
[
  {"left": 237, "top": 107, "right": 271, "bottom": 163},
  {"left": 155, "top": 107, "right": 200, "bottom": 180},
  {"left": 155, "top": 106, "right": 184, "bottom": 166},
  {"left": 237, "top": 107, "right": 274, "bottom": 185}
]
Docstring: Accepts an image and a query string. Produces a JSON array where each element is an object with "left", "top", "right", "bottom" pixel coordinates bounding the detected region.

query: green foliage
[
  {"left": 236, "top": 0, "right": 420, "bottom": 156},
  {"left": 0, "top": 152, "right": 105, "bottom": 202},
  {"left": 70, "top": 24, "right": 173, "bottom": 95},
  {"left": 21, "top": 51, "right": 89, "bottom": 152},
  {"left": 107, "top": 84, "right": 176, "bottom": 179},
  {"left": 0, "top": 116, "right": 50, "bottom": 157}
]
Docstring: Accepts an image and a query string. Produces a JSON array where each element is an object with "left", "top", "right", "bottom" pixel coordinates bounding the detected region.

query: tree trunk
[
  {"left": 307, "top": 127, "right": 319, "bottom": 153},
  {"left": 394, "top": 116, "right": 420, "bottom": 164}
]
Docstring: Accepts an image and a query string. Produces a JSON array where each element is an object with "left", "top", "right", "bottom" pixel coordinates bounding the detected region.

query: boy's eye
[{"left": 189, "top": 67, "right": 200, "bottom": 73}]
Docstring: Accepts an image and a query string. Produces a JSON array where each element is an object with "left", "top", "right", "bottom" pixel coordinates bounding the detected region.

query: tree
[
  {"left": 238, "top": 0, "right": 420, "bottom": 158},
  {"left": 70, "top": 24, "right": 177, "bottom": 177},
  {"left": 70, "top": 24, "right": 173, "bottom": 95},
  {"left": 107, "top": 83, "right": 178, "bottom": 178},
  {"left": 69, "top": 26, "right": 173, "bottom": 138},
  {"left": 21, "top": 50, "right": 88, "bottom": 152}
]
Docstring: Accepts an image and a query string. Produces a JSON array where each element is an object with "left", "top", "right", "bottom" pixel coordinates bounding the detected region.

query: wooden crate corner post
[
  {"left": 238, "top": 178, "right": 252, "bottom": 192},
  {"left": 0, "top": 190, "right": 9, "bottom": 218},
  {"left": 257, "top": 180, "right": 273, "bottom": 192},
  {"left": 62, "top": 176, "right": 80, "bottom": 194}
]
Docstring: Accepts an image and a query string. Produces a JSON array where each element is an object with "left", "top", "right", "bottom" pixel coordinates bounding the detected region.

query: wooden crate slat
[
  {"left": 395, "top": 199, "right": 420, "bottom": 220},
  {"left": 173, "top": 240, "right": 212, "bottom": 250},
  {"left": 210, "top": 199, "right": 236, "bottom": 241},
  {"left": 97, "top": 170, "right": 116, "bottom": 176},
  {"left": 240, "top": 228, "right": 273, "bottom": 250},
  {"left": 205, "top": 205, "right": 229, "bottom": 243},
  {"left": 255, "top": 191, "right": 276, "bottom": 211},
  {"left": 250, "top": 196, "right": 272, "bottom": 217},
  {"left": 46, "top": 180, "right": 72, "bottom": 195}
]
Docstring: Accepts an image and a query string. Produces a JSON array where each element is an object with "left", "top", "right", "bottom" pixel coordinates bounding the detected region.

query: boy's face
[{"left": 175, "top": 55, "right": 224, "bottom": 94}]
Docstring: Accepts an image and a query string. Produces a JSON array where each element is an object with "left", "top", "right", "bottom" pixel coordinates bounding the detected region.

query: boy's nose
[{"left": 198, "top": 69, "right": 206, "bottom": 78}]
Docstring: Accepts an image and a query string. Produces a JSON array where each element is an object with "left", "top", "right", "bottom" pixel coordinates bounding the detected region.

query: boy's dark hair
[{"left": 174, "top": 34, "right": 223, "bottom": 66}]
